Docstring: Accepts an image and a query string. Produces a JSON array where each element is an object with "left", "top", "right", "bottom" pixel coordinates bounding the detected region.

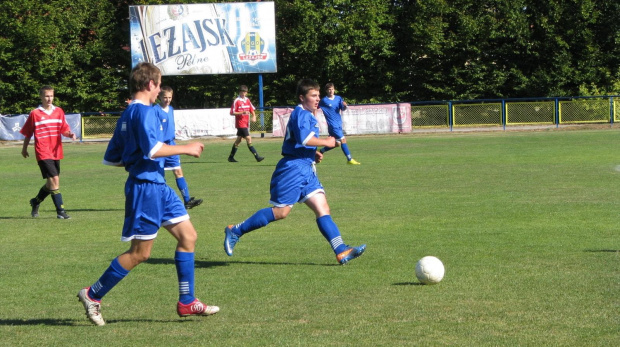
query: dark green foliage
[{"left": 0, "top": 0, "right": 618, "bottom": 113}]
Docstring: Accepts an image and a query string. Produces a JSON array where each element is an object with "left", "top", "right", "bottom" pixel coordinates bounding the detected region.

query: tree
[{"left": 0, "top": 0, "right": 126, "bottom": 114}]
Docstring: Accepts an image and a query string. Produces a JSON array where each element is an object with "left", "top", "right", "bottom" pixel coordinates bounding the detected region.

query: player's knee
[
  {"left": 131, "top": 251, "right": 151, "bottom": 264},
  {"left": 273, "top": 207, "right": 290, "bottom": 220}
]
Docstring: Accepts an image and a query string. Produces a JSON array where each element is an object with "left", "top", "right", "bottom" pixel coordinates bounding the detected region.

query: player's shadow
[
  {"left": 392, "top": 282, "right": 425, "bottom": 286},
  {"left": 145, "top": 258, "right": 228, "bottom": 269},
  {"left": 0, "top": 318, "right": 185, "bottom": 326},
  {"left": 0, "top": 318, "right": 80, "bottom": 326},
  {"left": 228, "top": 260, "right": 337, "bottom": 267},
  {"left": 145, "top": 258, "right": 334, "bottom": 267},
  {"left": 66, "top": 208, "right": 124, "bottom": 212},
  {"left": 584, "top": 249, "right": 619, "bottom": 253}
]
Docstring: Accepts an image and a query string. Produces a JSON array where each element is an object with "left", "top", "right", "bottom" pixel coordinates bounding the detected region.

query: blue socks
[
  {"left": 89, "top": 257, "right": 129, "bottom": 301},
  {"left": 176, "top": 177, "right": 190, "bottom": 203},
  {"left": 88, "top": 252, "right": 196, "bottom": 304},
  {"left": 233, "top": 207, "right": 275, "bottom": 235},
  {"left": 341, "top": 143, "right": 352, "bottom": 161},
  {"left": 317, "top": 215, "right": 347, "bottom": 254},
  {"left": 175, "top": 251, "right": 195, "bottom": 304}
]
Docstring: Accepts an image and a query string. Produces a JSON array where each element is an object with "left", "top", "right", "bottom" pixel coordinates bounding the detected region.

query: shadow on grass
[
  {"left": 0, "top": 208, "right": 123, "bottom": 219},
  {"left": 145, "top": 258, "right": 335, "bottom": 267},
  {"left": 392, "top": 282, "right": 425, "bottom": 286},
  {"left": 146, "top": 258, "right": 228, "bottom": 268},
  {"left": 0, "top": 318, "right": 81, "bottom": 326},
  {"left": 584, "top": 249, "right": 619, "bottom": 253},
  {"left": 0, "top": 318, "right": 186, "bottom": 326},
  {"left": 67, "top": 208, "right": 124, "bottom": 212},
  {"left": 228, "top": 260, "right": 338, "bottom": 267}
]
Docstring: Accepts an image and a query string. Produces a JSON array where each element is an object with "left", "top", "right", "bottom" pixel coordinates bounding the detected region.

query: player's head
[
  {"left": 39, "top": 85, "right": 54, "bottom": 108},
  {"left": 238, "top": 84, "right": 248, "bottom": 97},
  {"left": 324, "top": 82, "right": 335, "bottom": 97},
  {"left": 296, "top": 79, "right": 320, "bottom": 112},
  {"left": 159, "top": 85, "right": 173, "bottom": 107},
  {"left": 130, "top": 62, "right": 161, "bottom": 100}
]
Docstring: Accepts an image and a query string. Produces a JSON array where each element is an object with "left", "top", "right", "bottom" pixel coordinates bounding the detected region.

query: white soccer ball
[{"left": 415, "top": 256, "right": 445, "bottom": 285}]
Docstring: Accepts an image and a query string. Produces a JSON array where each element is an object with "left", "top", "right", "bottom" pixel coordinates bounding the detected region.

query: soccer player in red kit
[
  {"left": 227, "top": 85, "right": 264, "bottom": 163},
  {"left": 21, "top": 85, "right": 77, "bottom": 219}
]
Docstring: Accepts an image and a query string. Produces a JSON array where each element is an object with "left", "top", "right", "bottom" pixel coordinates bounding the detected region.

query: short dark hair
[
  {"left": 239, "top": 85, "right": 248, "bottom": 92},
  {"left": 324, "top": 82, "right": 335, "bottom": 90},
  {"left": 39, "top": 85, "right": 54, "bottom": 95},
  {"left": 130, "top": 62, "right": 161, "bottom": 94},
  {"left": 160, "top": 85, "right": 173, "bottom": 94},
  {"left": 296, "top": 79, "right": 320, "bottom": 100}
]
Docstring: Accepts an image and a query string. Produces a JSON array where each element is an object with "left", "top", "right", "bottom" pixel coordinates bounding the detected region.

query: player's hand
[
  {"left": 64, "top": 131, "right": 77, "bottom": 140},
  {"left": 315, "top": 150, "right": 324, "bottom": 163},
  {"left": 186, "top": 142, "right": 204, "bottom": 158},
  {"left": 324, "top": 136, "right": 337, "bottom": 148},
  {"left": 21, "top": 149, "right": 29, "bottom": 158},
  {"left": 252, "top": 116, "right": 257, "bottom": 122}
]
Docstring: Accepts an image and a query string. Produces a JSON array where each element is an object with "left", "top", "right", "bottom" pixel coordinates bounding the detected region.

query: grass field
[{"left": 0, "top": 130, "right": 618, "bottom": 346}]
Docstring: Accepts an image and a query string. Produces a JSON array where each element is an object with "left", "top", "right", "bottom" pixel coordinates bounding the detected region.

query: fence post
[
  {"left": 502, "top": 100, "right": 506, "bottom": 131},
  {"left": 448, "top": 101, "right": 453, "bottom": 131},
  {"left": 610, "top": 96, "right": 614, "bottom": 125},
  {"left": 554, "top": 98, "right": 560, "bottom": 128},
  {"left": 80, "top": 116, "right": 84, "bottom": 143},
  {"left": 258, "top": 74, "right": 265, "bottom": 138}
]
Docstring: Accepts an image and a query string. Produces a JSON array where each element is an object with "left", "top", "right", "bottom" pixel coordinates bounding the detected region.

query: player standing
[
  {"left": 77, "top": 63, "right": 218, "bottom": 326},
  {"left": 227, "top": 85, "right": 264, "bottom": 163},
  {"left": 318, "top": 83, "right": 360, "bottom": 165},
  {"left": 21, "top": 85, "right": 77, "bottom": 219},
  {"left": 154, "top": 86, "right": 203, "bottom": 209},
  {"left": 223, "top": 79, "right": 366, "bottom": 265}
]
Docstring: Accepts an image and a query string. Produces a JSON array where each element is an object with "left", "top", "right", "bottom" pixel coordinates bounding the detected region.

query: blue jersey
[
  {"left": 319, "top": 95, "right": 346, "bottom": 128},
  {"left": 154, "top": 104, "right": 176, "bottom": 145},
  {"left": 281, "top": 104, "right": 319, "bottom": 161},
  {"left": 103, "top": 101, "right": 166, "bottom": 183}
]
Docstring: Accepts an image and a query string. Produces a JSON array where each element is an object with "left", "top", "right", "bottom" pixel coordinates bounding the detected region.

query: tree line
[{"left": 0, "top": 0, "right": 618, "bottom": 114}]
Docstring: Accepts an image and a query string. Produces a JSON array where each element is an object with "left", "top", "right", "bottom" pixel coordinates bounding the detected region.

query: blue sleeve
[
  {"left": 295, "top": 110, "right": 316, "bottom": 146},
  {"left": 135, "top": 106, "right": 163, "bottom": 159},
  {"left": 338, "top": 96, "right": 346, "bottom": 111},
  {"left": 103, "top": 118, "right": 124, "bottom": 166}
]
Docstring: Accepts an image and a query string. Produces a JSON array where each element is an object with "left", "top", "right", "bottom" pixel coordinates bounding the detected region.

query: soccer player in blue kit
[
  {"left": 318, "top": 82, "right": 360, "bottom": 165},
  {"left": 223, "top": 79, "right": 366, "bottom": 265},
  {"left": 77, "top": 63, "right": 219, "bottom": 326},
  {"left": 154, "top": 86, "right": 203, "bottom": 209}
]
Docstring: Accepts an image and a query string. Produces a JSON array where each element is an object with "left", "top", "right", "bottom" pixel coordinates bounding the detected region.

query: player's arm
[
  {"left": 21, "top": 137, "right": 31, "bottom": 158},
  {"left": 230, "top": 101, "right": 243, "bottom": 116},
  {"left": 305, "top": 136, "right": 336, "bottom": 148},
  {"left": 152, "top": 142, "right": 204, "bottom": 159},
  {"left": 62, "top": 130, "right": 77, "bottom": 140},
  {"left": 103, "top": 132, "right": 124, "bottom": 167}
]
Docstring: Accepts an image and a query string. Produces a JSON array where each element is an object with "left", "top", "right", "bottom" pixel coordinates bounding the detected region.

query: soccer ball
[{"left": 415, "top": 256, "right": 445, "bottom": 285}]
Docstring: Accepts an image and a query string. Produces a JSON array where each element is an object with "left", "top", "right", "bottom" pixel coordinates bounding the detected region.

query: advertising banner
[
  {"left": 129, "top": 2, "right": 277, "bottom": 75},
  {"left": 272, "top": 104, "right": 411, "bottom": 137},
  {"left": 174, "top": 109, "right": 236, "bottom": 139},
  {"left": 0, "top": 114, "right": 81, "bottom": 141}
]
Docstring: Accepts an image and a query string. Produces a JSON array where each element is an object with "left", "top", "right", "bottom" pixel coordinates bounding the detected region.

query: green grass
[{"left": 0, "top": 130, "right": 618, "bottom": 346}]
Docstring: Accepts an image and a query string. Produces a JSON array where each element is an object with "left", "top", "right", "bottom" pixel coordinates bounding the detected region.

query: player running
[
  {"left": 223, "top": 79, "right": 366, "bottom": 265},
  {"left": 318, "top": 82, "right": 360, "bottom": 165},
  {"left": 77, "top": 63, "right": 218, "bottom": 326}
]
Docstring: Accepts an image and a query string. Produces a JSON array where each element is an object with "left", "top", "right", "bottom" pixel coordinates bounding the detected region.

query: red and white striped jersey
[{"left": 20, "top": 105, "right": 71, "bottom": 161}]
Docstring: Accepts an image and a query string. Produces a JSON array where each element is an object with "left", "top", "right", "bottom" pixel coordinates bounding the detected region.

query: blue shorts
[
  {"left": 164, "top": 155, "right": 181, "bottom": 170},
  {"left": 121, "top": 178, "right": 189, "bottom": 242},
  {"left": 327, "top": 125, "right": 345, "bottom": 141},
  {"left": 269, "top": 157, "right": 324, "bottom": 207}
]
